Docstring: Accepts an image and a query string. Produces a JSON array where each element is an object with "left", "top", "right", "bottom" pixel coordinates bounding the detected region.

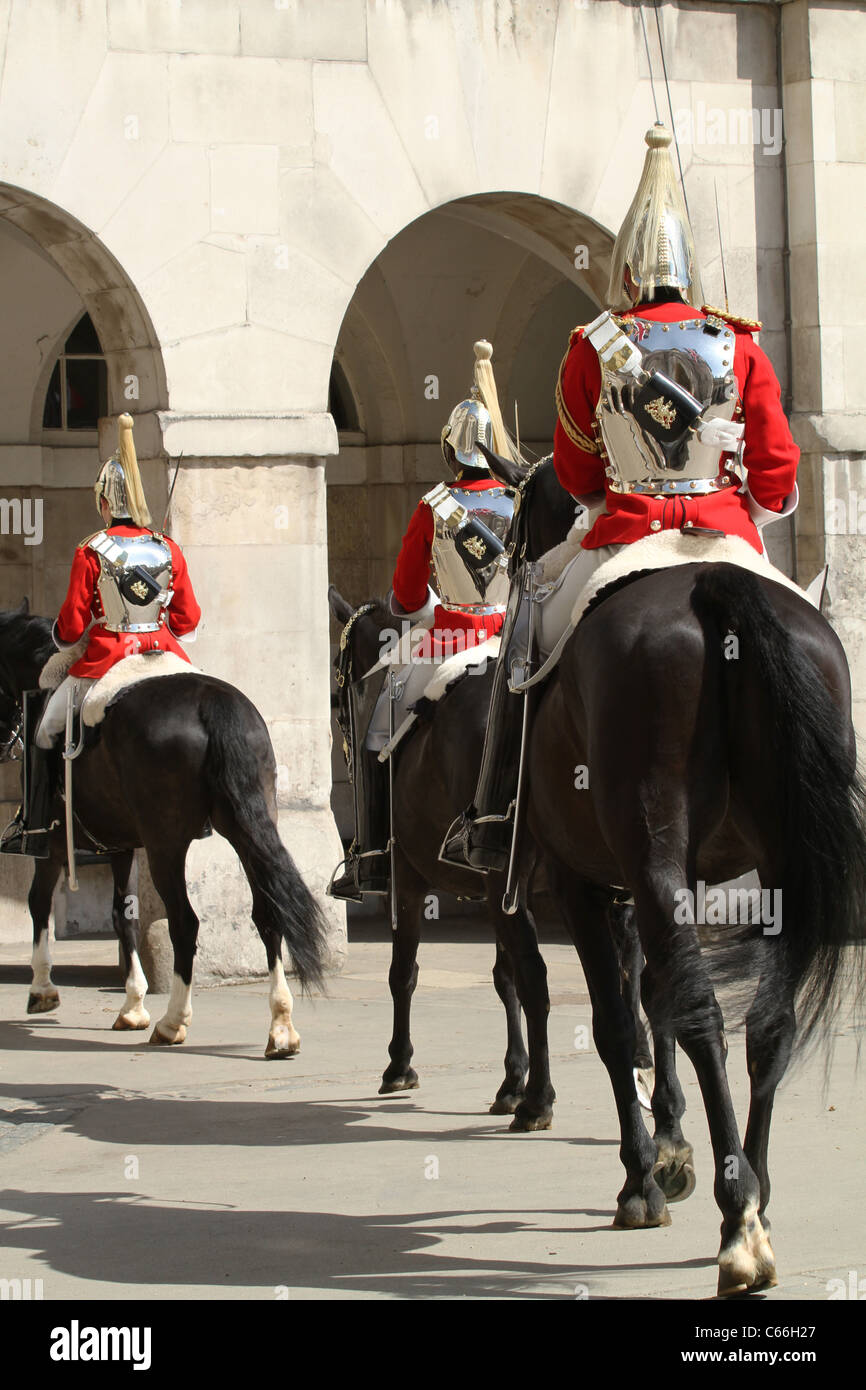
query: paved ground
[{"left": 0, "top": 933, "right": 863, "bottom": 1302}]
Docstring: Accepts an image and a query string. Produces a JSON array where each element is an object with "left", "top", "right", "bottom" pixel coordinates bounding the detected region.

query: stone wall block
[
  {"left": 246, "top": 239, "right": 352, "bottom": 345},
  {"left": 108, "top": 0, "right": 240, "bottom": 56},
  {"left": 52, "top": 52, "right": 170, "bottom": 232},
  {"left": 210, "top": 145, "right": 280, "bottom": 235},
  {"left": 240, "top": 0, "right": 366, "bottom": 61},
  {"left": 143, "top": 242, "right": 247, "bottom": 344},
  {"left": 278, "top": 165, "right": 385, "bottom": 287},
  {"left": 100, "top": 145, "right": 211, "bottom": 285},
  {"left": 0, "top": 0, "right": 107, "bottom": 194},
  {"left": 312, "top": 62, "right": 428, "bottom": 237},
  {"left": 163, "top": 328, "right": 332, "bottom": 414},
  {"left": 169, "top": 54, "right": 313, "bottom": 148}
]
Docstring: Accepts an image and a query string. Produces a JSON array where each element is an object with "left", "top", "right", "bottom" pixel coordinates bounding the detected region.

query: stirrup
[
  {"left": 438, "top": 811, "right": 487, "bottom": 873},
  {"left": 328, "top": 847, "right": 390, "bottom": 902},
  {"left": 466, "top": 810, "right": 515, "bottom": 874},
  {"left": 0, "top": 814, "right": 53, "bottom": 860}
]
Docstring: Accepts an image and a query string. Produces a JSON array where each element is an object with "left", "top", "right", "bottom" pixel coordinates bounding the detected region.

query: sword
[
  {"left": 161, "top": 453, "right": 183, "bottom": 533},
  {"left": 387, "top": 670, "right": 399, "bottom": 934},
  {"left": 502, "top": 565, "right": 539, "bottom": 916}
]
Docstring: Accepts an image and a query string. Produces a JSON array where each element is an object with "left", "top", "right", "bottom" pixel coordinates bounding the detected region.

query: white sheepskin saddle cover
[
  {"left": 570, "top": 529, "right": 805, "bottom": 628},
  {"left": 39, "top": 638, "right": 198, "bottom": 728},
  {"left": 421, "top": 636, "right": 500, "bottom": 702}
]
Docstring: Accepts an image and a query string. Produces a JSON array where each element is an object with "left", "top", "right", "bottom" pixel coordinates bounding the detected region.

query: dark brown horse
[
  {"left": 485, "top": 450, "right": 866, "bottom": 1293},
  {"left": 0, "top": 603, "right": 327, "bottom": 1055}
]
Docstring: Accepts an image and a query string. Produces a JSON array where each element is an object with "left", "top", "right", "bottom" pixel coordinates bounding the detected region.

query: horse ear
[
  {"left": 19, "top": 596, "right": 30, "bottom": 615},
  {"left": 476, "top": 440, "right": 526, "bottom": 490},
  {"left": 328, "top": 584, "right": 355, "bottom": 626}
]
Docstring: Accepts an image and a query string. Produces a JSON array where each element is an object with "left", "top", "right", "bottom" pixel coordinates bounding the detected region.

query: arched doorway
[
  {"left": 326, "top": 192, "right": 612, "bottom": 841},
  {"left": 0, "top": 185, "right": 168, "bottom": 938}
]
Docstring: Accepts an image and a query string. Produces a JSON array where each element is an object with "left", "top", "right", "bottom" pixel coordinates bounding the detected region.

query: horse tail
[
  {"left": 690, "top": 563, "right": 866, "bottom": 1052},
  {"left": 198, "top": 685, "right": 328, "bottom": 994}
]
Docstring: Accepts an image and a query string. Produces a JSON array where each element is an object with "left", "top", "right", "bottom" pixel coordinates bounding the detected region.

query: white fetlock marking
[
  {"left": 124, "top": 950, "right": 148, "bottom": 1013},
  {"left": 31, "top": 933, "right": 53, "bottom": 993},
  {"left": 268, "top": 960, "right": 300, "bottom": 1051},
  {"left": 156, "top": 972, "right": 193, "bottom": 1039}
]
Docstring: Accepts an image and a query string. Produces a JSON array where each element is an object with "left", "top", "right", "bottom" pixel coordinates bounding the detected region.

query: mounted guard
[
  {"left": 329, "top": 341, "right": 519, "bottom": 902},
  {"left": 442, "top": 123, "right": 801, "bottom": 876},
  {"left": 1, "top": 414, "right": 201, "bottom": 857}
]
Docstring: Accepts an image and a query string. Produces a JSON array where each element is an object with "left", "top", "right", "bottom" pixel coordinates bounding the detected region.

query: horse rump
[{"left": 690, "top": 562, "right": 866, "bottom": 1053}]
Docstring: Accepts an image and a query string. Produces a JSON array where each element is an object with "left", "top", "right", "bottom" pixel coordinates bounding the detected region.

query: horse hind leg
[
  {"left": 742, "top": 966, "right": 796, "bottom": 1235},
  {"left": 632, "top": 871, "right": 774, "bottom": 1294},
  {"left": 27, "top": 858, "right": 62, "bottom": 1014},
  {"left": 110, "top": 850, "right": 150, "bottom": 1031},
  {"left": 146, "top": 847, "right": 197, "bottom": 1046},
  {"left": 256, "top": 916, "right": 301, "bottom": 1060}
]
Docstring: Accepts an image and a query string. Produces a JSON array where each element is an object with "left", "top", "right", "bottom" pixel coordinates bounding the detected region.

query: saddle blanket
[
  {"left": 520, "top": 526, "right": 815, "bottom": 694},
  {"left": 570, "top": 529, "right": 807, "bottom": 629},
  {"left": 40, "top": 642, "right": 198, "bottom": 728},
  {"left": 367, "top": 636, "right": 500, "bottom": 759}
]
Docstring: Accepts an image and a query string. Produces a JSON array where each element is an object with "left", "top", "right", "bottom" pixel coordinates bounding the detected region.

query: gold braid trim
[{"left": 555, "top": 347, "right": 599, "bottom": 454}]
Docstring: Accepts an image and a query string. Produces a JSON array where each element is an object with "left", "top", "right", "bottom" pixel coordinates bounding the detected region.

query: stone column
[
  {"left": 139, "top": 411, "right": 346, "bottom": 980},
  {"left": 782, "top": 0, "right": 866, "bottom": 741}
]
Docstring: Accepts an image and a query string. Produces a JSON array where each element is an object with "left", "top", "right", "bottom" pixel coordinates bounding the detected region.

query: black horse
[
  {"left": 483, "top": 450, "right": 866, "bottom": 1293},
  {"left": 328, "top": 586, "right": 558, "bottom": 1129},
  {"left": 0, "top": 602, "right": 327, "bottom": 1055},
  {"left": 327, "top": 454, "right": 653, "bottom": 1125}
]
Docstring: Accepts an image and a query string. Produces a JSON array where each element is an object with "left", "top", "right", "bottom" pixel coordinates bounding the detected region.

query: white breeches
[
  {"left": 35, "top": 676, "right": 95, "bottom": 749},
  {"left": 537, "top": 543, "right": 622, "bottom": 657},
  {"left": 365, "top": 660, "right": 440, "bottom": 754}
]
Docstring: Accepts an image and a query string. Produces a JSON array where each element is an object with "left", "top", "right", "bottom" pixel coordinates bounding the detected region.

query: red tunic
[
  {"left": 392, "top": 476, "right": 506, "bottom": 655},
  {"left": 553, "top": 301, "right": 799, "bottom": 554},
  {"left": 57, "top": 524, "right": 202, "bottom": 679}
]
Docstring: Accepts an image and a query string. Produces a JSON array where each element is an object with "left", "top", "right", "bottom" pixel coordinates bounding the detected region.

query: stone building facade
[{"left": 0, "top": 0, "right": 862, "bottom": 966}]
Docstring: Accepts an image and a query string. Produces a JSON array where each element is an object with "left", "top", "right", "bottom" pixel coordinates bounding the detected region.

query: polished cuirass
[
  {"left": 429, "top": 486, "right": 514, "bottom": 615},
  {"left": 596, "top": 315, "right": 741, "bottom": 496},
  {"left": 88, "top": 532, "right": 173, "bottom": 632}
]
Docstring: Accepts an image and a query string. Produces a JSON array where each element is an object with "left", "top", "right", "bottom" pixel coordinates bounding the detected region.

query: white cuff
[
  {"left": 389, "top": 586, "right": 437, "bottom": 625},
  {"left": 744, "top": 483, "right": 799, "bottom": 529},
  {"left": 176, "top": 628, "right": 198, "bottom": 645}
]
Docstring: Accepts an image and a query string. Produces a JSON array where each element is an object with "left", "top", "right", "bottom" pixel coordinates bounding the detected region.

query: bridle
[
  {"left": 506, "top": 454, "right": 550, "bottom": 575},
  {"left": 0, "top": 665, "right": 24, "bottom": 763}
]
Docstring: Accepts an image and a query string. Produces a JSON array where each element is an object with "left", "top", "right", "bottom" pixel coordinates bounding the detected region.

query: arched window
[{"left": 42, "top": 313, "right": 107, "bottom": 432}]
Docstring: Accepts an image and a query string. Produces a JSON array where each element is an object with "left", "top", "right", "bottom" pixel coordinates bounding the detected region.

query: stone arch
[{"left": 326, "top": 189, "right": 613, "bottom": 838}]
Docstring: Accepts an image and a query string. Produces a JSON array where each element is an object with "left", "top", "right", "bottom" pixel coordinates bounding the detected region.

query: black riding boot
[
  {"left": 0, "top": 744, "right": 60, "bottom": 859},
  {"left": 328, "top": 748, "right": 391, "bottom": 902},
  {"left": 440, "top": 564, "right": 534, "bottom": 874}
]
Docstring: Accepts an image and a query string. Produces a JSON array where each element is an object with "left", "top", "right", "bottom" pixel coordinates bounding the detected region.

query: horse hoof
[
  {"left": 489, "top": 1094, "right": 523, "bottom": 1115},
  {"left": 378, "top": 1069, "right": 419, "bottom": 1094},
  {"left": 717, "top": 1214, "right": 777, "bottom": 1296},
  {"left": 27, "top": 990, "right": 60, "bottom": 1014},
  {"left": 653, "top": 1144, "right": 697, "bottom": 1203},
  {"left": 113, "top": 1010, "right": 151, "bottom": 1031},
  {"left": 613, "top": 1192, "right": 671, "bottom": 1229},
  {"left": 509, "top": 1108, "right": 553, "bottom": 1132},
  {"left": 148, "top": 1024, "right": 186, "bottom": 1046},
  {"left": 634, "top": 1066, "right": 654, "bottom": 1111},
  {"left": 265, "top": 1036, "right": 300, "bottom": 1059}
]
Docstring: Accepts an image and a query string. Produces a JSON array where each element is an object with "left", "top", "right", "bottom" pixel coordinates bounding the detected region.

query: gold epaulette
[
  {"left": 701, "top": 304, "right": 762, "bottom": 332},
  {"left": 77, "top": 530, "right": 103, "bottom": 549},
  {"left": 555, "top": 345, "right": 599, "bottom": 455}
]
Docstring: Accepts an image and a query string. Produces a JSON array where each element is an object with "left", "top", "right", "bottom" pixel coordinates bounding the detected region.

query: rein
[{"left": 507, "top": 454, "right": 550, "bottom": 573}]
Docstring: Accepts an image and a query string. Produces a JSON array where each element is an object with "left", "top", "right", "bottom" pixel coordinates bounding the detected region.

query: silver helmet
[
  {"left": 441, "top": 395, "right": 494, "bottom": 474},
  {"left": 93, "top": 414, "right": 151, "bottom": 527},
  {"left": 94, "top": 456, "right": 131, "bottom": 519},
  {"left": 608, "top": 125, "right": 702, "bottom": 308}
]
